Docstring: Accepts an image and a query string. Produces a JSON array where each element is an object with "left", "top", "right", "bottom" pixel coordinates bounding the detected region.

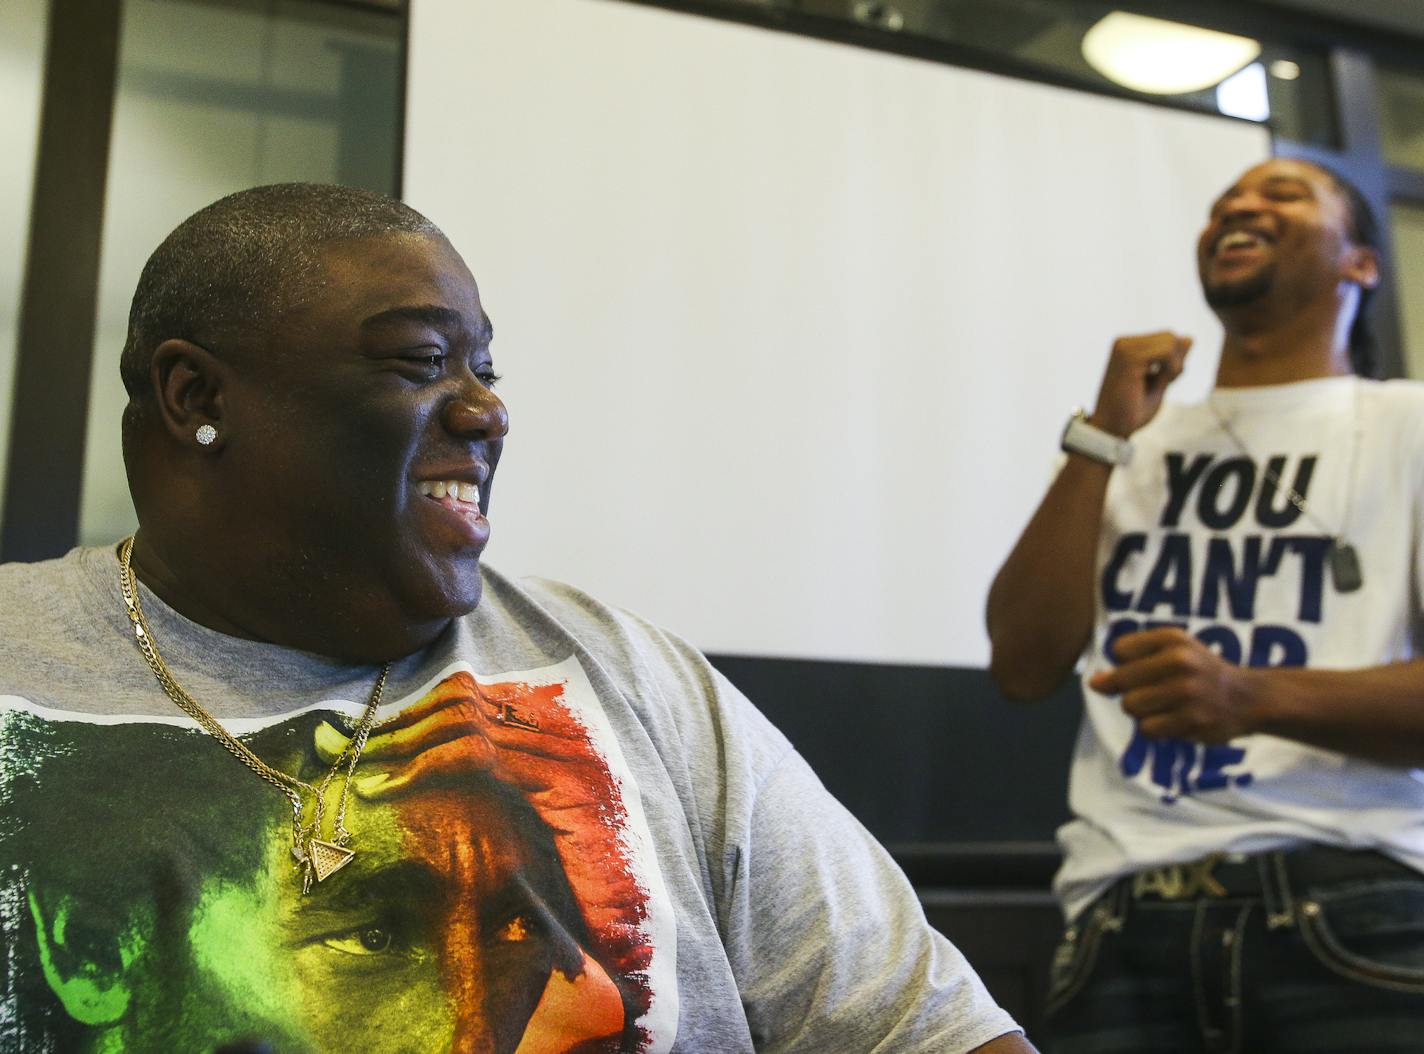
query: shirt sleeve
[
  {"left": 723, "top": 746, "right": 1021, "bottom": 1054},
  {"left": 507, "top": 578, "right": 1022, "bottom": 1051}
]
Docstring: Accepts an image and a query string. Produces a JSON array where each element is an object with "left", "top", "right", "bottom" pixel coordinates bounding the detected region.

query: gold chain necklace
[{"left": 118, "top": 536, "right": 391, "bottom": 892}]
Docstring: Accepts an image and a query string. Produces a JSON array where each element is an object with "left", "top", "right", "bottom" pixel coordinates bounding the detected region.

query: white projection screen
[{"left": 405, "top": 0, "right": 1269, "bottom": 667}]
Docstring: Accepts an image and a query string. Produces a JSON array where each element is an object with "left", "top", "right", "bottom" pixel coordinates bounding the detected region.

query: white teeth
[
  {"left": 1218, "top": 231, "right": 1262, "bottom": 255},
  {"left": 418, "top": 479, "right": 480, "bottom": 505}
]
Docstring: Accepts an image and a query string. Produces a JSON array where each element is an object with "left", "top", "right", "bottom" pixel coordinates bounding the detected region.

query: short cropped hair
[{"left": 119, "top": 183, "right": 441, "bottom": 399}]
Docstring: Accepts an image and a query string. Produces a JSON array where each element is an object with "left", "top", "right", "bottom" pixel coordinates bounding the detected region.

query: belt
[{"left": 1127, "top": 846, "right": 1419, "bottom": 902}]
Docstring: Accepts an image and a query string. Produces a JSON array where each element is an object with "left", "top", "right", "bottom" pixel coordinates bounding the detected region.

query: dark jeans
[{"left": 1045, "top": 849, "right": 1424, "bottom": 1054}]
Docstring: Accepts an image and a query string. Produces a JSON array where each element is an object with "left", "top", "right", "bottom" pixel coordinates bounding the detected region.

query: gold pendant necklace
[{"left": 118, "top": 536, "right": 390, "bottom": 892}]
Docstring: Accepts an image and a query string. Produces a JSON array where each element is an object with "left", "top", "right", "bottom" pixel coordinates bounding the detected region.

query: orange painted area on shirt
[{"left": 357, "top": 672, "right": 655, "bottom": 1052}]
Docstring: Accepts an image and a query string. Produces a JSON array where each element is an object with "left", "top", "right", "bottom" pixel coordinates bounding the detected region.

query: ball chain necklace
[
  {"left": 1205, "top": 382, "right": 1363, "bottom": 593},
  {"left": 118, "top": 536, "right": 391, "bottom": 892}
]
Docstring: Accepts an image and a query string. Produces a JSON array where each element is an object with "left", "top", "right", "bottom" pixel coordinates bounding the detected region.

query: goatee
[{"left": 1204, "top": 266, "right": 1274, "bottom": 309}]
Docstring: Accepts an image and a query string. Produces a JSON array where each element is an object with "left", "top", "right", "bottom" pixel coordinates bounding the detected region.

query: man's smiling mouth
[
  {"left": 1211, "top": 228, "right": 1273, "bottom": 260},
  {"left": 415, "top": 476, "right": 490, "bottom": 546},
  {"left": 417, "top": 479, "right": 481, "bottom": 505}
]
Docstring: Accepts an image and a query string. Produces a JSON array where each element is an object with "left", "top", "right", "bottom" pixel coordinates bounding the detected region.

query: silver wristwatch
[{"left": 1061, "top": 408, "right": 1134, "bottom": 466}]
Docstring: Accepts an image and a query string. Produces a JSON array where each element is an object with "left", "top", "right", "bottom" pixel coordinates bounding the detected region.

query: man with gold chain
[
  {"left": 987, "top": 156, "right": 1424, "bottom": 1052},
  {"left": 0, "top": 184, "right": 1033, "bottom": 1054}
]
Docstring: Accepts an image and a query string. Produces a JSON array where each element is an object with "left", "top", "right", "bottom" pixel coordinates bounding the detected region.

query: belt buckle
[{"left": 1132, "top": 852, "right": 1229, "bottom": 900}]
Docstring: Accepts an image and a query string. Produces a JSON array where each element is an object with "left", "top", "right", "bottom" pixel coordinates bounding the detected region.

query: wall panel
[{"left": 405, "top": 0, "right": 1269, "bottom": 668}]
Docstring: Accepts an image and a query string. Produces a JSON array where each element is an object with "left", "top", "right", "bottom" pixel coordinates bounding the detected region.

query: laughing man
[{"left": 988, "top": 157, "right": 1424, "bottom": 1053}]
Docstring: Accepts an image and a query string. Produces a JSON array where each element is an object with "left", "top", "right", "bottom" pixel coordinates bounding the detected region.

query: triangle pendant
[{"left": 309, "top": 838, "right": 355, "bottom": 882}]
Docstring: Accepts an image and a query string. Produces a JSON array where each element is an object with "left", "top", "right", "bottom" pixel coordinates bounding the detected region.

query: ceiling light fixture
[
  {"left": 1216, "top": 62, "right": 1271, "bottom": 122},
  {"left": 1082, "top": 12, "right": 1261, "bottom": 96}
]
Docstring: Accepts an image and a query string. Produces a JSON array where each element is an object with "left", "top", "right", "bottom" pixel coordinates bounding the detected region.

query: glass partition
[
  {"left": 0, "top": 0, "right": 51, "bottom": 529},
  {"left": 1392, "top": 200, "right": 1424, "bottom": 380},
  {"left": 1378, "top": 64, "right": 1424, "bottom": 171},
  {"left": 78, "top": 0, "right": 401, "bottom": 546}
]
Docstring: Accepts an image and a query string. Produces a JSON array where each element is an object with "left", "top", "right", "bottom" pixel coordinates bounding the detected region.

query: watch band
[{"left": 1061, "top": 408, "right": 1134, "bottom": 466}]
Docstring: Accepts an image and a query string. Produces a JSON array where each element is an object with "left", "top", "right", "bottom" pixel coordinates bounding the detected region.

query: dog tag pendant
[{"left": 1329, "top": 539, "right": 1363, "bottom": 593}]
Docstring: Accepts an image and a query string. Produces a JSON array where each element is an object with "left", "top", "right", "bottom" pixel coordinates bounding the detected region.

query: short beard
[{"left": 1203, "top": 265, "right": 1275, "bottom": 309}]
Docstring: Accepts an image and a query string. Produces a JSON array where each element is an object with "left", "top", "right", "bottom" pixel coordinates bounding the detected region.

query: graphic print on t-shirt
[
  {"left": 1097, "top": 449, "right": 1329, "bottom": 805},
  {"left": 0, "top": 657, "right": 677, "bottom": 1054}
]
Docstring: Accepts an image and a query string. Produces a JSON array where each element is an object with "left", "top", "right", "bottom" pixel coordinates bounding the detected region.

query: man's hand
[
  {"left": 1089, "top": 627, "right": 1260, "bottom": 743},
  {"left": 1089, "top": 331, "right": 1192, "bottom": 438}
]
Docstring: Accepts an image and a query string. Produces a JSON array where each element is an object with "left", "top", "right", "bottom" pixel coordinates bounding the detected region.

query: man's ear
[
  {"left": 26, "top": 887, "right": 138, "bottom": 1026},
  {"left": 1344, "top": 245, "right": 1381, "bottom": 290},
  {"left": 149, "top": 338, "right": 227, "bottom": 447}
]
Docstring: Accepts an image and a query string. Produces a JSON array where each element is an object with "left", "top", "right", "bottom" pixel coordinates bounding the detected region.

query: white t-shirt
[{"left": 1056, "top": 376, "right": 1424, "bottom": 921}]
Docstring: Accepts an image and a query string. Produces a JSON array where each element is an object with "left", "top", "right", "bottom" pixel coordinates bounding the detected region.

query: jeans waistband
[{"left": 1126, "top": 846, "right": 1417, "bottom": 903}]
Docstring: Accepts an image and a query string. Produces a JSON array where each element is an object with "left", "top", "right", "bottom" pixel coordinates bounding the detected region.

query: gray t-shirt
[{"left": 0, "top": 545, "right": 1017, "bottom": 1054}]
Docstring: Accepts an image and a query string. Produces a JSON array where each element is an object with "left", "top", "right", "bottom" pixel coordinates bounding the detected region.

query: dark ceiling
[{"left": 1264, "top": 0, "right": 1424, "bottom": 37}]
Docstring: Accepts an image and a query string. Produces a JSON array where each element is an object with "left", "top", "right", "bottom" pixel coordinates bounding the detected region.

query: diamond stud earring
[{"left": 195, "top": 424, "right": 218, "bottom": 446}]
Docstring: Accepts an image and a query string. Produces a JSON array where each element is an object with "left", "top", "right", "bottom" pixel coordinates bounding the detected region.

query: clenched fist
[{"left": 1090, "top": 331, "right": 1193, "bottom": 438}]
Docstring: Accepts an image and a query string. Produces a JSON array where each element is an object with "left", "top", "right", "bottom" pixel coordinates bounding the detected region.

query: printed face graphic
[
  {"left": 2, "top": 668, "right": 661, "bottom": 1053},
  {"left": 163, "top": 784, "right": 595, "bottom": 1053}
]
